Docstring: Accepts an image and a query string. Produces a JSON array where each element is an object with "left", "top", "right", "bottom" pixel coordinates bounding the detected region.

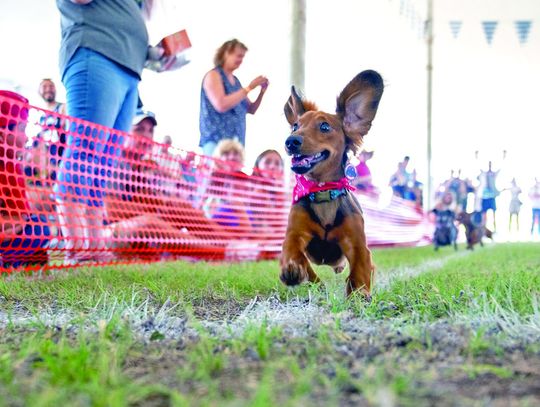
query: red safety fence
[{"left": 0, "top": 92, "right": 432, "bottom": 273}]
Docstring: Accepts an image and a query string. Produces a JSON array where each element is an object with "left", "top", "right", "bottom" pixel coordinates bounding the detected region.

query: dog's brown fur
[
  {"left": 456, "top": 211, "right": 494, "bottom": 250},
  {"left": 280, "top": 70, "right": 384, "bottom": 297}
]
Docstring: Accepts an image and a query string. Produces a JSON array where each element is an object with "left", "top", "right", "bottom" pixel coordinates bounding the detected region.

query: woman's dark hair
[
  {"left": 214, "top": 39, "right": 248, "bottom": 67},
  {"left": 253, "top": 149, "right": 283, "bottom": 177}
]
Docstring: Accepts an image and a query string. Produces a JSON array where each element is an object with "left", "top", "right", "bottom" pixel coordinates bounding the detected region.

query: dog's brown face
[
  {"left": 285, "top": 110, "right": 345, "bottom": 180},
  {"left": 284, "top": 70, "right": 384, "bottom": 183}
]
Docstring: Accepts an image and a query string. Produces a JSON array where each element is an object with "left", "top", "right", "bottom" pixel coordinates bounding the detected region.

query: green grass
[
  {"left": 0, "top": 243, "right": 459, "bottom": 312},
  {"left": 369, "top": 243, "right": 540, "bottom": 319},
  {"left": 0, "top": 261, "right": 284, "bottom": 312},
  {"left": 1, "top": 242, "right": 539, "bottom": 406},
  {"left": 0, "top": 322, "right": 173, "bottom": 407}
]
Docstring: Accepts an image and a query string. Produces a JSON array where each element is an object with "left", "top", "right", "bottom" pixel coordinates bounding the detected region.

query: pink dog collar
[{"left": 292, "top": 174, "right": 355, "bottom": 204}]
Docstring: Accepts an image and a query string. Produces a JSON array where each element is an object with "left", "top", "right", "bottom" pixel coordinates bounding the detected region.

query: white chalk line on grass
[
  {"left": 2, "top": 243, "right": 537, "bottom": 346},
  {"left": 203, "top": 244, "right": 538, "bottom": 342},
  {"left": 1, "top": 295, "right": 538, "bottom": 352},
  {"left": 375, "top": 247, "right": 481, "bottom": 290},
  {"left": 0, "top": 294, "right": 196, "bottom": 343},
  {"left": 0, "top": 246, "right": 472, "bottom": 333},
  {"left": 202, "top": 249, "right": 475, "bottom": 338},
  {"left": 0, "top": 246, "right": 484, "bottom": 340}
]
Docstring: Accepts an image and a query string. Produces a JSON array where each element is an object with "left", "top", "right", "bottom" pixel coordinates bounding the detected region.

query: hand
[
  {"left": 248, "top": 75, "right": 268, "bottom": 90},
  {"left": 147, "top": 45, "right": 165, "bottom": 61},
  {"left": 261, "top": 78, "right": 270, "bottom": 91}
]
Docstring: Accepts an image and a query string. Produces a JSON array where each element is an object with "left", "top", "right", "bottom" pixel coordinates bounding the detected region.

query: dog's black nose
[{"left": 285, "top": 135, "right": 303, "bottom": 153}]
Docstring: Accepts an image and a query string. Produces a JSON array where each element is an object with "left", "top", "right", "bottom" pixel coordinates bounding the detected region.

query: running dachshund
[{"left": 280, "top": 70, "right": 384, "bottom": 297}]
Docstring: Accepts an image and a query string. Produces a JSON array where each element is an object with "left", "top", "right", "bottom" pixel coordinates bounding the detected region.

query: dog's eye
[
  {"left": 292, "top": 123, "right": 299, "bottom": 132},
  {"left": 319, "top": 122, "right": 331, "bottom": 133}
]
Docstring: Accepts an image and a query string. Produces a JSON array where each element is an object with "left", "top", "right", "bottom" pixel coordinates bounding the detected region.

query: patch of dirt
[
  {"left": 437, "top": 353, "right": 540, "bottom": 405},
  {"left": 189, "top": 297, "right": 251, "bottom": 321},
  {"left": 120, "top": 319, "right": 540, "bottom": 406}
]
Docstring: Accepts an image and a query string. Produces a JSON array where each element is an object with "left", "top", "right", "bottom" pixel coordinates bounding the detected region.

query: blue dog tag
[{"left": 344, "top": 163, "right": 357, "bottom": 179}]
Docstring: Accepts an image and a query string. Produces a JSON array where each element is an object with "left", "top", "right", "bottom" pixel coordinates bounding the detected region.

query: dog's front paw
[{"left": 280, "top": 259, "right": 309, "bottom": 286}]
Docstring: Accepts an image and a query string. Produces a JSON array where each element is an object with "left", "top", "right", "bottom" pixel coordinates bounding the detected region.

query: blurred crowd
[
  {"left": 1, "top": 88, "right": 288, "bottom": 267},
  {"left": 430, "top": 161, "right": 540, "bottom": 243}
]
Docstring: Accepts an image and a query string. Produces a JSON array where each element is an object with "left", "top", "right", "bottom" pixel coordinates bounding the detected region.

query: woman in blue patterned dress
[{"left": 199, "top": 39, "right": 269, "bottom": 157}]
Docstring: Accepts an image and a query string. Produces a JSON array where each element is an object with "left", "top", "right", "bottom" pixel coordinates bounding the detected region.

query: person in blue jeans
[{"left": 55, "top": 0, "right": 149, "bottom": 263}]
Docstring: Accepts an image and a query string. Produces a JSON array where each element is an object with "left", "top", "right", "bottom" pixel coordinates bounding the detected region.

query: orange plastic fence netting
[{"left": 0, "top": 92, "right": 432, "bottom": 273}]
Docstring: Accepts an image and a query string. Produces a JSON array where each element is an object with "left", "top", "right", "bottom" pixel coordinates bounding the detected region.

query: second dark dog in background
[{"left": 456, "top": 211, "right": 493, "bottom": 250}]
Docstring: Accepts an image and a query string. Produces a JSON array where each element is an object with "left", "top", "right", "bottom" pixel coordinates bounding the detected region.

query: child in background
[
  {"left": 251, "top": 149, "right": 287, "bottom": 214},
  {"left": 204, "top": 139, "right": 252, "bottom": 232},
  {"left": 430, "top": 191, "right": 458, "bottom": 250},
  {"left": 503, "top": 178, "right": 522, "bottom": 232},
  {"left": 251, "top": 149, "right": 288, "bottom": 259},
  {"left": 529, "top": 178, "right": 540, "bottom": 236}
]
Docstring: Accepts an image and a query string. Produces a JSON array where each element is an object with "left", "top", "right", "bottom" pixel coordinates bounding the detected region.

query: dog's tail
[{"left": 484, "top": 228, "right": 494, "bottom": 240}]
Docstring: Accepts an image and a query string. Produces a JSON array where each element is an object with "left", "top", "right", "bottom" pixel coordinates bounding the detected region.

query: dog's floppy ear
[
  {"left": 284, "top": 86, "right": 306, "bottom": 126},
  {"left": 336, "top": 70, "right": 384, "bottom": 142}
]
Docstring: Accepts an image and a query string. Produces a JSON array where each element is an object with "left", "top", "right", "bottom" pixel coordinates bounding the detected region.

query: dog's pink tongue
[{"left": 292, "top": 155, "right": 313, "bottom": 167}]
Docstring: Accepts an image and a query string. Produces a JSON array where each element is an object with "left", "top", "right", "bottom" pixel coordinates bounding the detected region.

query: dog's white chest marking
[{"left": 312, "top": 200, "right": 340, "bottom": 231}]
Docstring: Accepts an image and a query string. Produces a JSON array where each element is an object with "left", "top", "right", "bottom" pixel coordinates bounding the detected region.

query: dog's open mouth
[{"left": 291, "top": 150, "right": 329, "bottom": 174}]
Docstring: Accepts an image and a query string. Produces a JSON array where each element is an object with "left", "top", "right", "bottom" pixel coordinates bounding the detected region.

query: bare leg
[
  {"left": 86, "top": 205, "right": 114, "bottom": 261},
  {"left": 509, "top": 213, "right": 514, "bottom": 233},
  {"left": 57, "top": 200, "right": 89, "bottom": 263}
]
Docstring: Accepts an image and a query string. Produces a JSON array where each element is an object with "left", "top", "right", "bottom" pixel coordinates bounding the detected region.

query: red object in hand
[{"left": 161, "top": 29, "right": 192, "bottom": 56}]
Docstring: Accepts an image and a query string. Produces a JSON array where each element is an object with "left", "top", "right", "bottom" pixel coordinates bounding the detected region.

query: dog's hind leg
[
  {"left": 339, "top": 216, "right": 373, "bottom": 298},
  {"left": 345, "top": 249, "right": 374, "bottom": 299}
]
